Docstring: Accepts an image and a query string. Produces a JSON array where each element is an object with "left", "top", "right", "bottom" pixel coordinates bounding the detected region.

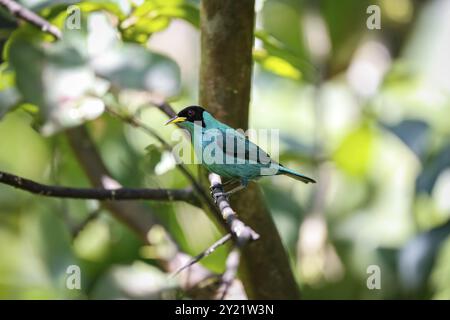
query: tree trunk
[{"left": 199, "top": 0, "right": 301, "bottom": 299}]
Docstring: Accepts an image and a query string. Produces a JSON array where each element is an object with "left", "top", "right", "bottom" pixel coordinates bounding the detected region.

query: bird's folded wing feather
[{"left": 214, "top": 128, "right": 275, "bottom": 165}]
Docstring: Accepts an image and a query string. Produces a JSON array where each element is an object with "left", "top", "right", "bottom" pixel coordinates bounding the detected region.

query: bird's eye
[{"left": 188, "top": 110, "right": 195, "bottom": 117}]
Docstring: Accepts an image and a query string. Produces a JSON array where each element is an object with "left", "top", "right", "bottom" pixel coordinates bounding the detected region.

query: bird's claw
[
  {"left": 212, "top": 191, "right": 229, "bottom": 204},
  {"left": 209, "top": 183, "right": 231, "bottom": 204},
  {"left": 209, "top": 188, "right": 217, "bottom": 198}
]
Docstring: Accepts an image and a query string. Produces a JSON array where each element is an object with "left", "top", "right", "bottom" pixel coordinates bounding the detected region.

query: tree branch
[
  {"left": 71, "top": 208, "right": 102, "bottom": 238},
  {"left": 120, "top": 102, "right": 260, "bottom": 300},
  {"left": 0, "top": 0, "right": 61, "bottom": 39},
  {"left": 217, "top": 247, "right": 241, "bottom": 300},
  {"left": 200, "top": 0, "right": 301, "bottom": 299},
  {"left": 208, "top": 174, "right": 259, "bottom": 300},
  {"left": 106, "top": 106, "right": 202, "bottom": 195},
  {"left": 0, "top": 2, "right": 247, "bottom": 298},
  {"left": 147, "top": 95, "right": 177, "bottom": 118},
  {"left": 172, "top": 233, "right": 232, "bottom": 277},
  {"left": 0, "top": 170, "right": 200, "bottom": 205},
  {"left": 64, "top": 125, "right": 239, "bottom": 297},
  {"left": 209, "top": 174, "right": 259, "bottom": 243},
  {"left": 172, "top": 174, "right": 259, "bottom": 300},
  {"left": 107, "top": 105, "right": 257, "bottom": 301}
]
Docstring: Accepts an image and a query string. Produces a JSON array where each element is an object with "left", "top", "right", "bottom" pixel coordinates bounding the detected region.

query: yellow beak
[{"left": 165, "top": 116, "right": 187, "bottom": 125}]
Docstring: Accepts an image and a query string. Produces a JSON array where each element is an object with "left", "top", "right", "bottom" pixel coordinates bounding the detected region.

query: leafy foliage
[{"left": 1, "top": 0, "right": 450, "bottom": 300}]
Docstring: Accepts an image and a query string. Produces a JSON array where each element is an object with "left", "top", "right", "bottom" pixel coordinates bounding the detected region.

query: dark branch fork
[
  {"left": 0, "top": 170, "right": 200, "bottom": 206},
  {"left": 64, "top": 126, "right": 230, "bottom": 296},
  {"left": 208, "top": 173, "right": 259, "bottom": 299},
  {"left": 0, "top": 0, "right": 259, "bottom": 299},
  {"left": 172, "top": 233, "right": 233, "bottom": 277},
  {"left": 0, "top": 162, "right": 259, "bottom": 299},
  {"left": 116, "top": 97, "right": 260, "bottom": 299},
  {"left": 170, "top": 173, "right": 260, "bottom": 299},
  {"left": 209, "top": 173, "right": 259, "bottom": 244}
]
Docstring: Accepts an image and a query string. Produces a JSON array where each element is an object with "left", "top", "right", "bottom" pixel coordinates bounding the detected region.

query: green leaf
[
  {"left": 122, "top": 16, "right": 171, "bottom": 43},
  {"left": 92, "top": 42, "right": 181, "bottom": 96},
  {"left": 398, "top": 220, "right": 450, "bottom": 296},
  {"left": 0, "top": 63, "right": 21, "bottom": 119},
  {"left": 78, "top": 0, "right": 129, "bottom": 19},
  {"left": 416, "top": 144, "right": 450, "bottom": 194},
  {"left": 121, "top": 0, "right": 199, "bottom": 43},
  {"left": 0, "top": 88, "right": 20, "bottom": 119},
  {"left": 260, "top": 1, "right": 306, "bottom": 56},
  {"left": 255, "top": 30, "right": 315, "bottom": 81},
  {"left": 319, "top": 0, "right": 370, "bottom": 71},
  {"left": 5, "top": 11, "right": 180, "bottom": 133},
  {"left": 144, "top": 144, "right": 163, "bottom": 173},
  {"left": 0, "top": 63, "right": 15, "bottom": 90},
  {"left": 384, "top": 120, "right": 430, "bottom": 159},
  {"left": 132, "top": 0, "right": 199, "bottom": 26},
  {"left": 0, "top": 206, "right": 81, "bottom": 299},
  {"left": 8, "top": 39, "right": 46, "bottom": 108},
  {"left": 253, "top": 49, "right": 302, "bottom": 80},
  {"left": 63, "top": 11, "right": 181, "bottom": 96},
  {"left": 7, "top": 37, "right": 105, "bottom": 135},
  {"left": 153, "top": 1, "right": 199, "bottom": 27},
  {"left": 333, "top": 123, "right": 376, "bottom": 176}
]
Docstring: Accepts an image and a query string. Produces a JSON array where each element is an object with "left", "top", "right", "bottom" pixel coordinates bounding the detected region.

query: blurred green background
[{"left": 0, "top": 0, "right": 450, "bottom": 299}]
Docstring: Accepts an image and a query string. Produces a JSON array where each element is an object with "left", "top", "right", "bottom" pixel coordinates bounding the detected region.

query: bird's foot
[
  {"left": 212, "top": 191, "right": 229, "bottom": 204},
  {"left": 209, "top": 184, "right": 220, "bottom": 196},
  {"left": 210, "top": 183, "right": 235, "bottom": 204}
]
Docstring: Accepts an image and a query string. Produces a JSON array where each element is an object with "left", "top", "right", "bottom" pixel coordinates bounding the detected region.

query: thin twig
[
  {"left": 156, "top": 152, "right": 259, "bottom": 291},
  {"left": 148, "top": 96, "right": 177, "bottom": 118},
  {"left": 71, "top": 208, "right": 102, "bottom": 238},
  {"left": 0, "top": 170, "right": 201, "bottom": 205},
  {"left": 218, "top": 247, "right": 241, "bottom": 300},
  {"left": 0, "top": 3, "right": 246, "bottom": 298},
  {"left": 172, "top": 233, "right": 232, "bottom": 277},
  {"left": 0, "top": 0, "right": 61, "bottom": 38}
]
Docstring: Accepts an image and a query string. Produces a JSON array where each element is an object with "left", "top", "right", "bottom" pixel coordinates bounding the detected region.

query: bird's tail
[{"left": 278, "top": 167, "right": 316, "bottom": 184}]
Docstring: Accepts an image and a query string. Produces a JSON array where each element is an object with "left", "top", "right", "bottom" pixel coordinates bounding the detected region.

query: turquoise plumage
[{"left": 166, "top": 106, "right": 315, "bottom": 196}]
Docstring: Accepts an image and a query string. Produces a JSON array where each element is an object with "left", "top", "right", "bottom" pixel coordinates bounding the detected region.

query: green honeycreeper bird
[{"left": 165, "top": 106, "right": 316, "bottom": 197}]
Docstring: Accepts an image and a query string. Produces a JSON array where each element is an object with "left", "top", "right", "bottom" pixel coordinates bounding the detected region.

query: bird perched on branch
[{"left": 165, "top": 105, "right": 315, "bottom": 198}]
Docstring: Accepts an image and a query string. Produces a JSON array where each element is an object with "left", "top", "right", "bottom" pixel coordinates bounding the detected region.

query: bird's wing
[{"left": 214, "top": 128, "right": 274, "bottom": 165}]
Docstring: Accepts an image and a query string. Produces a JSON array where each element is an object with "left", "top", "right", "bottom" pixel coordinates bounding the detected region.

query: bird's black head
[
  {"left": 165, "top": 105, "right": 206, "bottom": 127},
  {"left": 178, "top": 105, "right": 205, "bottom": 123}
]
